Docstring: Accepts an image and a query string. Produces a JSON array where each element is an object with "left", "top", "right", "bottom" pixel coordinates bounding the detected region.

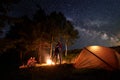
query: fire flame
[{"left": 46, "top": 59, "right": 55, "bottom": 65}]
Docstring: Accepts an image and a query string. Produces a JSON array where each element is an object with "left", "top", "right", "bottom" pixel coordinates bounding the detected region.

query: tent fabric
[{"left": 74, "top": 46, "right": 120, "bottom": 71}]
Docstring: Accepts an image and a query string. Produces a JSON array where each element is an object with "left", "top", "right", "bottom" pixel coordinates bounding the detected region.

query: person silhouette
[{"left": 54, "top": 41, "right": 62, "bottom": 64}]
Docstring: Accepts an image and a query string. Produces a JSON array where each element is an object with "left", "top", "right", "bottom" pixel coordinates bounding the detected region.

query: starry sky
[{"left": 7, "top": 0, "right": 120, "bottom": 49}]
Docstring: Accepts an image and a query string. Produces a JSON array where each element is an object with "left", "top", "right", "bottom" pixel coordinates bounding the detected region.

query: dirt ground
[{"left": 1, "top": 63, "right": 120, "bottom": 80}]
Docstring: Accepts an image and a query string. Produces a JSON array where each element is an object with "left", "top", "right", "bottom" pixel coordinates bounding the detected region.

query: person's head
[{"left": 30, "top": 57, "right": 32, "bottom": 59}]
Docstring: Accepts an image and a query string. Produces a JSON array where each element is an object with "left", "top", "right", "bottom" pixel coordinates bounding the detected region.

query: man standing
[{"left": 54, "top": 41, "right": 62, "bottom": 64}]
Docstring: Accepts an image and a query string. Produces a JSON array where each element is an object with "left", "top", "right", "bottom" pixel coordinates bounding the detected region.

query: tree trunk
[
  {"left": 65, "top": 40, "right": 68, "bottom": 56},
  {"left": 20, "top": 51, "right": 23, "bottom": 65},
  {"left": 50, "top": 36, "right": 53, "bottom": 58}
]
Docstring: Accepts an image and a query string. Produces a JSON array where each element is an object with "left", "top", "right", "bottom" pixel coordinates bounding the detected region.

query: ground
[{"left": 1, "top": 63, "right": 120, "bottom": 80}]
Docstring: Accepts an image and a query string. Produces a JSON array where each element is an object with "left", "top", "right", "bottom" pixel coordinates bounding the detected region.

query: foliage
[
  {"left": 62, "top": 49, "right": 82, "bottom": 63},
  {"left": 62, "top": 21, "right": 79, "bottom": 45},
  {"left": 0, "top": 0, "right": 21, "bottom": 34}
]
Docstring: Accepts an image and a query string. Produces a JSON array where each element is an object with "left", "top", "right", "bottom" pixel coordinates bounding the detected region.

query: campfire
[
  {"left": 35, "top": 57, "right": 55, "bottom": 67},
  {"left": 46, "top": 58, "right": 55, "bottom": 65}
]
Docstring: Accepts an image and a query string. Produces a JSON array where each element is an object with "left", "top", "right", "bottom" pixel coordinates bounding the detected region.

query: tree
[
  {"left": 47, "top": 12, "right": 66, "bottom": 57},
  {"left": 62, "top": 21, "right": 79, "bottom": 56},
  {"left": 4, "top": 7, "right": 49, "bottom": 63},
  {"left": 0, "top": 0, "right": 21, "bottom": 35}
]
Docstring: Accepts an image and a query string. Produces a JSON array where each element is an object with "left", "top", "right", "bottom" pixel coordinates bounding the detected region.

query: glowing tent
[{"left": 74, "top": 46, "right": 120, "bottom": 71}]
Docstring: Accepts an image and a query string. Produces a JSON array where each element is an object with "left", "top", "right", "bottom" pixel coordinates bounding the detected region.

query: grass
[{"left": 1, "top": 63, "right": 120, "bottom": 80}]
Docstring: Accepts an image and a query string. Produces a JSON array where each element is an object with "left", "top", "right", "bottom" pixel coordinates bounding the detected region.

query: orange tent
[{"left": 74, "top": 46, "right": 120, "bottom": 71}]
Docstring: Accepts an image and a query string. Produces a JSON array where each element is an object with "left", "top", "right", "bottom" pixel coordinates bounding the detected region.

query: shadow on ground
[{"left": 1, "top": 63, "right": 120, "bottom": 80}]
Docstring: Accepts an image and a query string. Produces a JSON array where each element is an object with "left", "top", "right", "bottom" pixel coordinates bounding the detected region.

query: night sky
[{"left": 7, "top": 0, "right": 120, "bottom": 49}]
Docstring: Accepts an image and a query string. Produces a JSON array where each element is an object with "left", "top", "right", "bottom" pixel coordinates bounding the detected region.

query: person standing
[{"left": 54, "top": 41, "right": 62, "bottom": 64}]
